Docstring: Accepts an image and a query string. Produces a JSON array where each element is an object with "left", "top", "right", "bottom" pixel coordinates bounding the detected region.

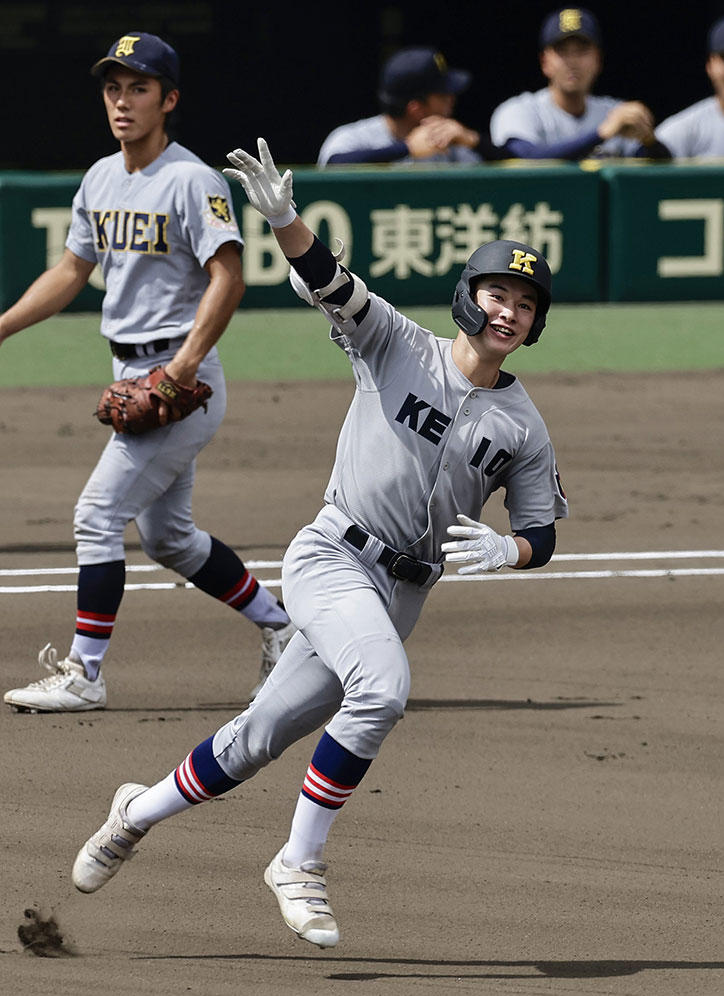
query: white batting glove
[
  {"left": 441, "top": 514, "right": 519, "bottom": 573},
  {"left": 223, "top": 137, "right": 296, "bottom": 228}
]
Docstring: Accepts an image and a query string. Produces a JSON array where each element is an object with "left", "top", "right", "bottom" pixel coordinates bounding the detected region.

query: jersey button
[
  {"left": 470, "top": 392, "right": 478, "bottom": 399},
  {"left": 463, "top": 407, "right": 471, "bottom": 415}
]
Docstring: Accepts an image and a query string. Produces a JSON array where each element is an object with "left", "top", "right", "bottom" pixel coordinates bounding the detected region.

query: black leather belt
[
  {"left": 109, "top": 338, "right": 172, "bottom": 360},
  {"left": 344, "top": 524, "right": 433, "bottom": 586}
]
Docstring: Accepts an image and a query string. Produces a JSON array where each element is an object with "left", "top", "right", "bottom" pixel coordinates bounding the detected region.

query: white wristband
[
  {"left": 503, "top": 534, "right": 519, "bottom": 567},
  {"left": 267, "top": 206, "right": 297, "bottom": 228}
]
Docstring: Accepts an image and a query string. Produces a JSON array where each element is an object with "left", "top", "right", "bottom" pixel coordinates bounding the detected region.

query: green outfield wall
[{"left": 1, "top": 164, "right": 723, "bottom": 310}]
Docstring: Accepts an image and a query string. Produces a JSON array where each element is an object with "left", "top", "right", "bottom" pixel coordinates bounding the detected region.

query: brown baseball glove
[{"left": 95, "top": 365, "right": 213, "bottom": 435}]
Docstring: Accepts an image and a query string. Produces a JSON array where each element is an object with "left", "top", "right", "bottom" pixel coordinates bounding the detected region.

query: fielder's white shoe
[
  {"left": 250, "top": 621, "right": 296, "bottom": 700},
  {"left": 72, "top": 783, "right": 148, "bottom": 893},
  {"left": 264, "top": 847, "right": 340, "bottom": 948},
  {"left": 3, "top": 644, "right": 107, "bottom": 713}
]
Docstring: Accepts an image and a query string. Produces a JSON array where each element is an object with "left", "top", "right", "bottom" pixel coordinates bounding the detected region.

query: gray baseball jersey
[
  {"left": 324, "top": 292, "right": 567, "bottom": 563},
  {"left": 210, "top": 280, "right": 568, "bottom": 770},
  {"left": 655, "top": 96, "right": 724, "bottom": 159},
  {"left": 490, "top": 87, "right": 640, "bottom": 157},
  {"left": 317, "top": 114, "right": 482, "bottom": 166},
  {"left": 66, "top": 141, "right": 241, "bottom": 343},
  {"left": 67, "top": 142, "right": 241, "bottom": 574}
]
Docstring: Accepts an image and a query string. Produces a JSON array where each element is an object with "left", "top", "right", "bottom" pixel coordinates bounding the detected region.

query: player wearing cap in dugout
[
  {"left": 1, "top": 32, "right": 295, "bottom": 714},
  {"left": 655, "top": 17, "right": 724, "bottom": 159},
  {"left": 317, "top": 46, "right": 503, "bottom": 165},
  {"left": 490, "top": 7, "right": 670, "bottom": 160}
]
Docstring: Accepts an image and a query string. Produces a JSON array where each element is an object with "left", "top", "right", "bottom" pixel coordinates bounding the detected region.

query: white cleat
[
  {"left": 72, "top": 783, "right": 149, "bottom": 893},
  {"left": 251, "top": 621, "right": 296, "bottom": 700},
  {"left": 264, "top": 847, "right": 340, "bottom": 948},
  {"left": 4, "top": 644, "right": 107, "bottom": 713}
]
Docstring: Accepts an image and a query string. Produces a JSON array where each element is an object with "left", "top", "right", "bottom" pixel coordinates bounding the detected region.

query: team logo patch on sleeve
[
  {"left": 208, "top": 195, "right": 231, "bottom": 222},
  {"left": 204, "top": 194, "right": 239, "bottom": 232}
]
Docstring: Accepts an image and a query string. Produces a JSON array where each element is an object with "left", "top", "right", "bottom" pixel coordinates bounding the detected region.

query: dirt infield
[{"left": 1, "top": 372, "right": 722, "bottom": 995}]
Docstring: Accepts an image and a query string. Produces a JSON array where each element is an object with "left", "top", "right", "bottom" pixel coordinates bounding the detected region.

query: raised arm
[
  {"left": 224, "top": 139, "right": 313, "bottom": 258},
  {"left": 224, "top": 138, "right": 369, "bottom": 325}
]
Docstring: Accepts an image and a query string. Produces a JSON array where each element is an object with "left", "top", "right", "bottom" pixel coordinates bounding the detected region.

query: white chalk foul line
[
  {"left": 2, "top": 549, "right": 723, "bottom": 580},
  {"left": 3, "top": 565, "right": 724, "bottom": 594}
]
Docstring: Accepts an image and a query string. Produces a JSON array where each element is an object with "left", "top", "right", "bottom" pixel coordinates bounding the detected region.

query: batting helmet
[{"left": 451, "top": 240, "right": 552, "bottom": 346}]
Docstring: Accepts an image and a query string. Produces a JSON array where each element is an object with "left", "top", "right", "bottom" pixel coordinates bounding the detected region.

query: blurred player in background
[
  {"left": 318, "top": 46, "right": 503, "bottom": 165},
  {"left": 70, "top": 138, "right": 567, "bottom": 950},
  {"left": 1, "top": 33, "right": 293, "bottom": 714},
  {"left": 490, "top": 7, "right": 670, "bottom": 160},
  {"left": 655, "top": 17, "right": 724, "bottom": 159}
]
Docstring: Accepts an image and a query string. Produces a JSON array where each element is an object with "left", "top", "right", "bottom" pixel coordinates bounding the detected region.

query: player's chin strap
[{"left": 289, "top": 239, "right": 369, "bottom": 322}]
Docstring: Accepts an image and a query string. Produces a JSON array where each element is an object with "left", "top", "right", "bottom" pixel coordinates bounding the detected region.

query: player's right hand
[
  {"left": 224, "top": 138, "right": 296, "bottom": 228},
  {"left": 598, "top": 101, "right": 655, "bottom": 143}
]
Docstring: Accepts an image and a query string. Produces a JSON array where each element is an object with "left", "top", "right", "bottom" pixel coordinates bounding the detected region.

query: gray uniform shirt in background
[
  {"left": 317, "top": 114, "right": 482, "bottom": 166},
  {"left": 655, "top": 96, "right": 724, "bottom": 159},
  {"left": 490, "top": 87, "right": 640, "bottom": 157},
  {"left": 67, "top": 142, "right": 242, "bottom": 343},
  {"left": 323, "top": 293, "right": 567, "bottom": 563}
]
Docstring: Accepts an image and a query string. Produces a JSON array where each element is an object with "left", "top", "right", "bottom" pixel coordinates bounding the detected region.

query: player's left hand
[
  {"left": 224, "top": 138, "right": 296, "bottom": 228},
  {"left": 441, "top": 514, "right": 519, "bottom": 573}
]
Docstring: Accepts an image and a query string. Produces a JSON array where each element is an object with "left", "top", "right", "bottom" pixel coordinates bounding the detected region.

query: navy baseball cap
[
  {"left": 708, "top": 17, "right": 724, "bottom": 53},
  {"left": 539, "top": 8, "right": 602, "bottom": 49},
  {"left": 378, "top": 47, "right": 471, "bottom": 103},
  {"left": 91, "top": 32, "right": 180, "bottom": 85}
]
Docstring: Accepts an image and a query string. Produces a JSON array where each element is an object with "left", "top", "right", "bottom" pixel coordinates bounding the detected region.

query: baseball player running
[
  {"left": 1, "top": 35, "right": 294, "bottom": 713},
  {"left": 70, "top": 138, "right": 567, "bottom": 948}
]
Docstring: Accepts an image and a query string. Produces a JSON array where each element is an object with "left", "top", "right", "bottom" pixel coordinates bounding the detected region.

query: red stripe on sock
[
  {"left": 308, "top": 762, "right": 356, "bottom": 792},
  {"left": 221, "top": 573, "right": 256, "bottom": 607}
]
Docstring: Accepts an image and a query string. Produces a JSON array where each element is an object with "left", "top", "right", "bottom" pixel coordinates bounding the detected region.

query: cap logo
[
  {"left": 115, "top": 35, "right": 141, "bottom": 57},
  {"left": 433, "top": 52, "right": 448, "bottom": 74},
  {"left": 559, "top": 9, "right": 582, "bottom": 33},
  {"left": 509, "top": 249, "right": 538, "bottom": 276}
]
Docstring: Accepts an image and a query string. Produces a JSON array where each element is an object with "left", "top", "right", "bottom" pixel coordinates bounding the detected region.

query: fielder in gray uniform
[
  {"left": 655, "top": 18, "right": 724, "bottom": 159},
  {"left": 70, "top": 138, "right": 567, "bottom": 948},
  {"left": 490, "top": 7, "right": 668, "bottom": 160},
  {"left": 1, "top": 34, "right": 294, "bottom": 713},
  {"left": 318, "top": 47, "right": 492, "bottom": 166}
]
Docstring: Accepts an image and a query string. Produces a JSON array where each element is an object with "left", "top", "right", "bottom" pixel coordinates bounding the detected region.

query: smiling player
[{"left": 70, "top": 137, "right": 568, "bottom": 949}]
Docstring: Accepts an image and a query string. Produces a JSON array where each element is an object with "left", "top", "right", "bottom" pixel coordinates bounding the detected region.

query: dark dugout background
[{"left": 2, "top": 0, "right": 721, "bottom": 170}]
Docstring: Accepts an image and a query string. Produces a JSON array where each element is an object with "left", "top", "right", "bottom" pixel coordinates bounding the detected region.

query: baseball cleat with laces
[
  {"left": 251, "top": 621, "right": 296, "bottom": 700},
  {"left": 264, "top": 847, "right": 340, "bottom": 948},
  {"left": 72, "top": 783, "right": 149, "bottom": 893},
  {"left": 3, "top": 643, "right": 107, "bottom": 713}
]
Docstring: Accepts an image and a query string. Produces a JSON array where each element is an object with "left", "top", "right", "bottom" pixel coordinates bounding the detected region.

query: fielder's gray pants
[{"left": 74, "top": 346, "right": 226, "bottom": 577}]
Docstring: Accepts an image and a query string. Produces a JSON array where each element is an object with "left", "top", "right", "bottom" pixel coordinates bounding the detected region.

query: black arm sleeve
[
  {"left": 514, "top": 522, "right": 556, "bottom": 569},
  {"left": 286, "top": 235, "right": 337, "bottom": 288},
  {"left": 286, "top": 236, "right": 371, "bottom": 324}
]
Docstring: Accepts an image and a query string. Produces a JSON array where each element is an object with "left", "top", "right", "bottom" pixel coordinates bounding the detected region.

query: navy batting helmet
[{"left": 451, "top": 240, "right": 552, "bottom": 346}]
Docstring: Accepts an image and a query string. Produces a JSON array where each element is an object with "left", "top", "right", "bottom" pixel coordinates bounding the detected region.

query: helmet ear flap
[
  {"left": 451, "top": 276, "right": 489, "bottom": 336},
  {"left": 523, "top": 313, "right": 546, "bottom": 346}
]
